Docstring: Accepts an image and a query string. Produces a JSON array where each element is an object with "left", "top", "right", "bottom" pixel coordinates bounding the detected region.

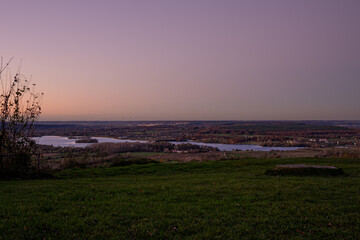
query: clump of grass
[
  {"left": 265, "top": 165, "right": 344, "bottom": 176},
  {"left": 110, "top": 157, "right": 159, "bottom": 167}
]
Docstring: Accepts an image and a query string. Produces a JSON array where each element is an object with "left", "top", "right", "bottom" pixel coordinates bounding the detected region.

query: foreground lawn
[{"left": 0, "top": 158, "right": 359, "bottom": 239}]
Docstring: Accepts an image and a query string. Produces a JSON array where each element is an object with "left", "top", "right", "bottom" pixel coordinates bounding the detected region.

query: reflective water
[
  {"left": 171, "top": 141, "right": 303, "bottom": 152},
  {"left": 32, "top": 136, "right": 146, "bottom": 148},
  {"left": 33, "top": 136, "right": 303, "bottom": 151}
]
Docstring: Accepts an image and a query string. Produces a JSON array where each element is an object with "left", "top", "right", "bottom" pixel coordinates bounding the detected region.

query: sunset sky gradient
[{"left": 1, "top": 0, "right": 360, "bottom": 120}]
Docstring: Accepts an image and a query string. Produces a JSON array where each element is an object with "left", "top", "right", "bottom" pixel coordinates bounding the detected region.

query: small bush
[
  {"left": 0, "top": 153, "right": 32, "bottom": 178},
  {"left": 61, "top": 158, "right": 87, "bottom": 169}
]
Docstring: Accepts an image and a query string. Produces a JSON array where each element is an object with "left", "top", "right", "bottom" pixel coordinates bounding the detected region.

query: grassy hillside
[{"left": 0, "top": 158, "right": 359, "bottom": 239}]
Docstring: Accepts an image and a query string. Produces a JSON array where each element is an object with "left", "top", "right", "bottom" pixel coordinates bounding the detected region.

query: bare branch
[{"left": 0, "top": 56, "right": 14, "bottom": 75}]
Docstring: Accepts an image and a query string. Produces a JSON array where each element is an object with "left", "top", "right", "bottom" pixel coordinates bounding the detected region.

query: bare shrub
[{"left": 0, "top": 58, "right": 43, "bottom": 177}]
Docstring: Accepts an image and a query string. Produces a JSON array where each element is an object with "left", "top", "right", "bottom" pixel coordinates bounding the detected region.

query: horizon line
[{"left": 36, "top": 120, "right": 360, "bottom": 122}]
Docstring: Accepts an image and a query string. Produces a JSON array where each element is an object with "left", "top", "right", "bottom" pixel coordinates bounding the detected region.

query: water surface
[
  {"left": 171, "top": 141, "right": 302, "bottom": 151},
  {"left": 33, "top": 136, "right": 303, "bottom": 151},
  {"left": 32, "top": 136, "right": 146, "bottom": 148}
]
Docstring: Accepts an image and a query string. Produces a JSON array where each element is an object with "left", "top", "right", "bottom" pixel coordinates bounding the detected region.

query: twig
[{"left": 0, "top": 56, "right": 14, "bottom": 75}]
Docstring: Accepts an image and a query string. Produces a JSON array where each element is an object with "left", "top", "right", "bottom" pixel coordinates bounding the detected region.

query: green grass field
[{"left": 1, "top": 158, "right": 359, "bottom": 239}]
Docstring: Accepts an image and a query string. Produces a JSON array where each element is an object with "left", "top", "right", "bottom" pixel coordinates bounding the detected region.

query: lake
[
  {"left": 33, "top": 136, "right": 303, "bottom": 151},
  {"left": 170, "top": 141, "right": 303, "bottom": 152},
  {"left": 32, "top": 136, "right": 147, "bottom": 148}
]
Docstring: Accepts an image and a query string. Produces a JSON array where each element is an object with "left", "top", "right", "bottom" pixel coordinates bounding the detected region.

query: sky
[{"left": 1, "top": 0, "right": 359, "bottom": 121}]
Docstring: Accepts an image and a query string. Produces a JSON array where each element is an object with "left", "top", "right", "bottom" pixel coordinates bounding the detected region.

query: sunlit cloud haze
[{"left": 1, "top": 0, "right": 359, "bottom": 120}]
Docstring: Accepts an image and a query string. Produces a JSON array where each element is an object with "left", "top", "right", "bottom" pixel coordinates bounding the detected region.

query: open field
[{"left": 1, "top": 158, "right": 359, "bottom": 239}]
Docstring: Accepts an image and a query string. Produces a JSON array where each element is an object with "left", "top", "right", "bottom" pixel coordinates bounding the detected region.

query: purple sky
[{"left": 1, "top": 0, "right": 360, "bottom": 120}]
